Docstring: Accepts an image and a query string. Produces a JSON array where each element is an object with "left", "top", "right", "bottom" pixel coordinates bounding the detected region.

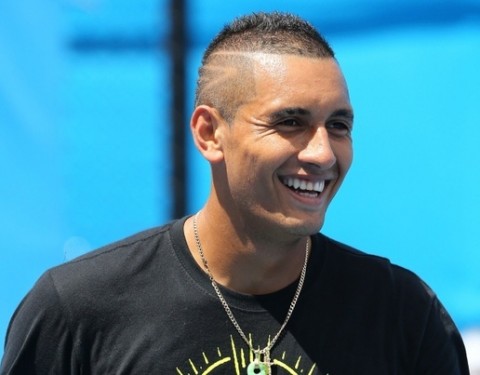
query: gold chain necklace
[{"left": 192, "top": 212, "right": 310, "bottom": 375}]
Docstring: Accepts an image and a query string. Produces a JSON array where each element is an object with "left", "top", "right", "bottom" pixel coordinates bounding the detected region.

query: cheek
[
  {"left": 223, "top": 145, "right": 260, "bottom": 187},
  {"left": 224, "top": 147, "right": 275, "bottom": 200},
  {"left": 335, "top": 142, "right": 353, "bottom": 173}
]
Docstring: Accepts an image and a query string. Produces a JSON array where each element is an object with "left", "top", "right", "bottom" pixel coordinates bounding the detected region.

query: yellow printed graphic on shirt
[{"left": 175, "top": 335, "right": 324, "bottom": 375}]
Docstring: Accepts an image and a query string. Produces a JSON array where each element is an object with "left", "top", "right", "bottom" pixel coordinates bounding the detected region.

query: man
[{"left": 1, "top": 12, "right": 469, "bottom": 374}]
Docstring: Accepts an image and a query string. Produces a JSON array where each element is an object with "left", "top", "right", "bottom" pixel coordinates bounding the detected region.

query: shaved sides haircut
[{"left": 194, "top": 12, "right": 335, "bottom": 123}]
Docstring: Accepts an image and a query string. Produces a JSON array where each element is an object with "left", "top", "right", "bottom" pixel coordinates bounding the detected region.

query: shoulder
[
  {"left": 317, "top": 233, "right": 421, "bottom": 283},
  {"left": 315, "top": 234, "right": 468, "bottom": 372},
  {"left": 24, "top": 219, "right": 186, "bottom": 316},
  {"left": 1, "top": 219, "right": 187, "bottom": 373},
  {"left": 63, "top": 221, "right": 174, "bottom": 266},
  {"left": 314, "top": 233, "right": 438, "bottom": 309},
  {"left": 50, "top": 220, "right": 176, "bottom": 282}
]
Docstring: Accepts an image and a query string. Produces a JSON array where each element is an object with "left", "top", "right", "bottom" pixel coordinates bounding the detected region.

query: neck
[{"left": 184, "top": 207, "right": 310, "bottom": 295}]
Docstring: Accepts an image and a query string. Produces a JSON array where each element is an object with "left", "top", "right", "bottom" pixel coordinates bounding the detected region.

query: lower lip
[{"left": 281, "top": 183, "right": 326, "bottom": 208}]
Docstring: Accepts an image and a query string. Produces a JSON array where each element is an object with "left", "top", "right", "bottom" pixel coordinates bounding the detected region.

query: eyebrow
[
  {"left": 331, "top": 109, "right": 355, "bottom": 122},
  {"left": 267, "top": 107, "right": 354, "bottom": 122},
  {"left": 267, "top": 107, "right": 311, "bottom": 122}
]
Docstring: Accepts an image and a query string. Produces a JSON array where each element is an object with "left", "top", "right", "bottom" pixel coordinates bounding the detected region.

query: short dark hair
[
  {"left": 195, "top": 12, "right": 335, "bottom": 122},
  {"left": 202, "top": 12, "right": 334, "bottom": 63}
]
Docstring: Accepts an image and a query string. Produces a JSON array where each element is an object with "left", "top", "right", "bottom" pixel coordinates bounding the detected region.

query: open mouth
[{"left": 280, "top": 177, "right": 327, "bottom": 198}]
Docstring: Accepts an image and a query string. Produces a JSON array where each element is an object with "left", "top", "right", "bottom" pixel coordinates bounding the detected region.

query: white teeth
[
  {"left": 282, "top": 177, "right": 325, "bottom": 193},
  {"left": 314, "top": 180, "right": 325, "bottom": 192}
]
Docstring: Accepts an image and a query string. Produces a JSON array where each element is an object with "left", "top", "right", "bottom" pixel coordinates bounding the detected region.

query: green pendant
[{"left": 247, "top": 361, "right": 268, "bottom": 375}]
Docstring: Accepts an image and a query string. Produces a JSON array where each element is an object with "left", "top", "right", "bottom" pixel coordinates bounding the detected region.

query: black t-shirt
[{"left": 1, "top": 217, "right": 469, "bottom": 374}]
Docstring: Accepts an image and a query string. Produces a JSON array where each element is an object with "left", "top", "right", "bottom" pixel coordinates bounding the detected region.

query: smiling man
[
  {"left": 1, "top": 12, "right": 469, "bottom": 375},
  {"left": 188, "top": 52, "right": 354, "bottom": 295}
]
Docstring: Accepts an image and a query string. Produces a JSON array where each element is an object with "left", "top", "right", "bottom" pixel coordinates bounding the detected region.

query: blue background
[{"left": 1, "top": 0, "right": 479, "bottom": 360}]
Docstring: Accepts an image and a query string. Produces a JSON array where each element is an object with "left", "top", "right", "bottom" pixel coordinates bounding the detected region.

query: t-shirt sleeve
[
  {"left": 414, "top": 295, "right": 470, "bottom": 374},
  {"left": 1, "top": 271, "right": 76, "bottom": 375},
  {"left": 394, "top": 266, "right": 470, "bottom": 374}
]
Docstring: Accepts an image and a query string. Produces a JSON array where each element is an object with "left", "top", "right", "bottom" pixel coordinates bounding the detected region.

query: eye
[
  {"left": 276, "top": 118, "right": 304, "bottom": 129},
  {"left": 326, "top": 120, "right": 352, "bottom": 137}
]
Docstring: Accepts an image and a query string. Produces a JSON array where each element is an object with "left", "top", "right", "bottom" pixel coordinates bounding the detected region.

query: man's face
[{"left": 213, "top": 54, "right": 354, "bottom": 239}]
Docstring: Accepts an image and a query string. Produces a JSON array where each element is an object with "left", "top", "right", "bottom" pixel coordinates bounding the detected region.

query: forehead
[{"left": 246, "top": 53, "right": 351, "bottom": 114}]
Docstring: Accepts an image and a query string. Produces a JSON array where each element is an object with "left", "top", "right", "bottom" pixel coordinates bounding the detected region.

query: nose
[{"left": 298, "top": 127, "right": 336, "bottom": 169}]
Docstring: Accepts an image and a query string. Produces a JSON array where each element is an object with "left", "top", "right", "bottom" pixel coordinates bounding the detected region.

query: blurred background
[{"left": 1, "top": 0, "right": 479, "bottom": 368}]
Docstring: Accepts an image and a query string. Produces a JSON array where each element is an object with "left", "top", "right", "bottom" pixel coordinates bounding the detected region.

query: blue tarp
[{"left": 1, "top": 0, "right": 479, "bottom": 359}]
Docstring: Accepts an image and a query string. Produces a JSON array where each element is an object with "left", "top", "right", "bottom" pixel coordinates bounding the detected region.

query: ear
[{"left": 190, "top": 105, "right": 226, "bottom": 163}]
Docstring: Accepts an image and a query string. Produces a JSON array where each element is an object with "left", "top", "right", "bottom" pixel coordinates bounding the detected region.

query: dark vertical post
[{"left": 169, "top": 0, "right": 187, "bottom": 218}]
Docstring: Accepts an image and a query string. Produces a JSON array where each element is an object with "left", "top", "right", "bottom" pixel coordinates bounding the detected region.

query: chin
[{"left": 281, "top": 215, "right": 325, "bottom": 236}]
